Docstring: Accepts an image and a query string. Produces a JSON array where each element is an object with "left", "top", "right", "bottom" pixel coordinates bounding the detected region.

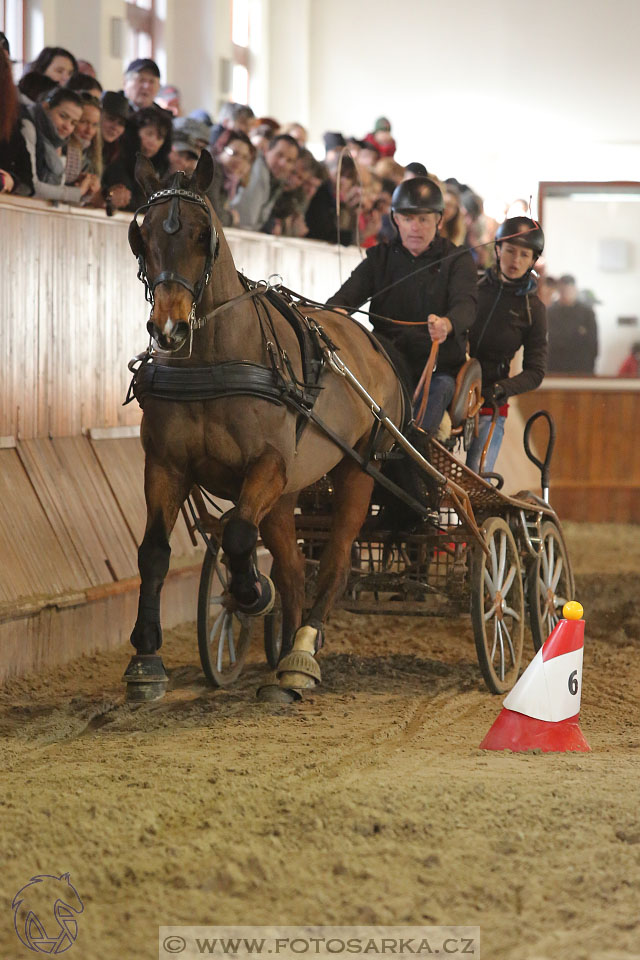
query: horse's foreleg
[
  {"left": 277, "top": 457, "right": 374, "bottom": 692},
  {"left": 125, "top": 461, "right": 187, "bottom": 701},
  {"left": 222, "top": 446, "right": 286, "bottom": 615},
  {"left": 259, "top": 493, "right": 305, "bottom": 658}
]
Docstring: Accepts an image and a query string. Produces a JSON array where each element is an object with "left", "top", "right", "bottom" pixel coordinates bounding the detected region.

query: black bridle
[{"left": 128, "top": 172, "right": 220, "bottom": 330}]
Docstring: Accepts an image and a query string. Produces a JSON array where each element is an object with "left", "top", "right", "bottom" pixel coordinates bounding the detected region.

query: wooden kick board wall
[{"left": 0, "top": 438, "right": 203, "bottom": 682}]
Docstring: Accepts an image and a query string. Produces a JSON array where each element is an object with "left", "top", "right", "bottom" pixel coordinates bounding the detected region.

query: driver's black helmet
[
  {"left": 495, "top": 216, "right": 545, "bottom": 258},
  {"left": 391, "top": 177, "right": 444, "bottom": 215}
]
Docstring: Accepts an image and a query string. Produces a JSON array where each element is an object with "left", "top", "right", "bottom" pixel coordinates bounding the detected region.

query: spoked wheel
[
  {"left": 197, "top": 546, "right": 252, "bottom": 687},
  {"left": 528, "top": 520, "right": 574, "bottom": 651},
  {"left": 263, "top": 589, "right": 284, "bottom": 669},
  {"left": 471, "top": 516, "right": 525, "bottom": 694}
]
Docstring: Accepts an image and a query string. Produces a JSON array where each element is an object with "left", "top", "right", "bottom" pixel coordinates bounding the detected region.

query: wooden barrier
[
  {"left": 518, "top": 378, "right": 640, "bottom": 523},
  {"left": 0, "top": 195, "right": 361, "bottom": 680}
]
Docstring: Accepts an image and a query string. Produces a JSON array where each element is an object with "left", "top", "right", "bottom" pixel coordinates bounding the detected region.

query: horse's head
[{"left": 129, "top": 150, "right": 219, "bottom": 351}]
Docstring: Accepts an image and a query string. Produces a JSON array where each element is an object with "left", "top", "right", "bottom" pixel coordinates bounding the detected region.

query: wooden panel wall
[
  {"left": 517, "top": 387, "right": 640, "bottom": 522},
  {"left": 0, "top": 196, "right": 361, "bottom": 441}
]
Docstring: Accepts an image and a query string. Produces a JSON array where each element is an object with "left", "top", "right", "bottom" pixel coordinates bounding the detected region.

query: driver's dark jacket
[{"left": 326, "top": 237, "right": 477, "bottom": 384}]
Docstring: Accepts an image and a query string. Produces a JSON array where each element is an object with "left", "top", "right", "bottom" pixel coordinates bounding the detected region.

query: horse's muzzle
[{"left": 147, "top": 319, "right": 190, "bottom": 351}]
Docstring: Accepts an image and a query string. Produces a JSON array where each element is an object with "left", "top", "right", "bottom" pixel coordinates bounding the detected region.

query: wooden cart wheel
[
  {"left": 471, "top": 516, "right": 525, "bottom": 694},
  {"left": 528, "top": 519, "right": 574, "bottom": 652},
  {"left": 263, "top": 590, "right": 284, "bottom": 669},
  {"left": 197, "top": 546, "right": 252, "bottom": 687}
]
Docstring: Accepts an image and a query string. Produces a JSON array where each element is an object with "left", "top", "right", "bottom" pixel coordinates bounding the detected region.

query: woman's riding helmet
[
  {"left": 495, "top": 216, "right": 545, "bottom": 259},
  {"left": 391, "top": 177, "right": 445, "bottom": 215}
]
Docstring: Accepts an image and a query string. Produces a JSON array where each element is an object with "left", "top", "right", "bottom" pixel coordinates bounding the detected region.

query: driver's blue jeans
[{"left": 413, "top": 373, "right": 456, "bottom": 433}]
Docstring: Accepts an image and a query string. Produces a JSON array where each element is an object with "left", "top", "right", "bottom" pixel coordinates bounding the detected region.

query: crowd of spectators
[{"left": 0, "top": 39, "right": 506, "bottom": 264}]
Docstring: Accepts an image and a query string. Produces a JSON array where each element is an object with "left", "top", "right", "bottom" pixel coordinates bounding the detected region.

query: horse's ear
[
  {"left": 135, "top": 153, "right": 160, "bottom": 198},
  {"left": 193, "top": 149, "right": 213, "bottom": 193}
]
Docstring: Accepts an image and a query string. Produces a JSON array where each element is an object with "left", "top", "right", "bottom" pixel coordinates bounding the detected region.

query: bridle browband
[{"left": 128, "top": 172, "right": 220, "bottom": 330}]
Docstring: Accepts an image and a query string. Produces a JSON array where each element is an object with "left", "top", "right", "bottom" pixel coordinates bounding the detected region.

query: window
[
  {"left": 125, "top": 0, "right": 155, "bottom": 63},
  {"left": 1, "top": 0, "right": 24, "bottom": 72},
  {"left": 231, "top": 0, "right": 250, "bottom": 103}
]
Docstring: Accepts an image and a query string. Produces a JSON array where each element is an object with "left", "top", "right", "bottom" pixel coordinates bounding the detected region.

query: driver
[
  {"left": 326, "top": 177, "right": 477, "bottom": 433},
  {"left": 466, "top": 216, "right": 547, "bottom": 474}
]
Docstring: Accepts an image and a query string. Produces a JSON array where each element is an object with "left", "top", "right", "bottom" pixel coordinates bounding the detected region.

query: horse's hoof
[
  {"left": 276, "top": 650, "right": 321, "bottom": 689},
  {"left": 123, "top": 655, "right": 168, "bottom": 702},
  {"left": 237, "top": 574, "right": 275, "bottom": 617},
  {"left": 256, "top": 683, "right": 301, "bottom": 703}
]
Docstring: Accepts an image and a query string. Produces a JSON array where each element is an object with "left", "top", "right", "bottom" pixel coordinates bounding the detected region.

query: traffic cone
[{"left": 480, "top": 601, "right": 590, "bottom": 753}]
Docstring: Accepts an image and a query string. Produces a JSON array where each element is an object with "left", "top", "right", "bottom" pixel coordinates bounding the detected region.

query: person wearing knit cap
[{"left": 363, "top": 116, "right": 396, "bottom": 158}]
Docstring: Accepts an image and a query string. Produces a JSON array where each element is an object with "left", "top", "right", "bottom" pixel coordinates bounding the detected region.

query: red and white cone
[{"left": 480, "top": 600, "right": 590, "bottom": 753}]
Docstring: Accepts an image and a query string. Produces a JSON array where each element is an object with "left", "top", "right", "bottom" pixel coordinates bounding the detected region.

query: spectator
[
  {"left": 547, "top": 275, "right": 599, "bottom": 374},
  {"left": 323, "top": 131, "right": 346, "bottom": 165},
  {"left": 280, "top": 122, "right": 308, "bottom": 149},
  {"left": 67, "top": 73, "right": 103, "bottom": 96},
  {"left": 305, "top": 151, "right": 360, "bottom": 246},
  {"left": 0, "top": 32, "right": 33, "bottom": 195},
  {"left": 168, "top": 117, "right": 210, "bottom": 175},
  {"left": 189, "top": 108, "right": 213, "bottom": 127},
  {"left": 439, "top": 184, "right": 466, "bottom": 246},
  {"left": 28, "top": 47, "right": 78, "bottom": 86},
  {"left": 536, "top": 274, "right": 558, "bottom": 307},
  {"left": 65, "top": 92, "right": 103, "bottom": 194},
  {"left": 156, "top": 84, "right": 181, "bottom": 116},
  {"left": 76, "top": 60, "right": 97, "bottom": 78},
  {"left": 103, "top": 105, "right": 171, "bottom": 210},
  {"left": 123, "top": 58, "right": 161, "bottom": 111},
  {"left": 17, "top": 71, "right": 57, "bottom": 106},
  {"left": 209, "top": 102, "right": 255, "bottom": 148},
  {"left": 208, "top": 129, "right": 255, "bottom": 226},
  {"left": 363, "top": 116, "right": 396, "bottom": 158},
  {"left": 618, "top": 342, "right": 640, "bottom": 378},
  {"left": 250, "top": 122, "right": 276, "bottom": 156},
  {"left": 372, "top": 156, "right": 404, "bottom": 185},
  {"left": 21, "top": 87, "right": 98, "bottom": 203},
  {"left": 268, "top": 148, "right": 320, "bottom": 237},
  {"left": 358, "top": 140, "right": 380, "bottom": 168},
  {"left": 100, "top": 91, "right": 132, "bottom": 212},
  {"left": 231, "top": 132, "right": 299, "bottom": 231},
  {"left": 404, "top": 161, "right": 428, "bottom": 179}
]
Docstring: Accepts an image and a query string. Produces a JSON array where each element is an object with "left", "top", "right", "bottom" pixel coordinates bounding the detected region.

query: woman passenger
[{"left": 466, "top": 217, "right": 547, "bottom": 474}]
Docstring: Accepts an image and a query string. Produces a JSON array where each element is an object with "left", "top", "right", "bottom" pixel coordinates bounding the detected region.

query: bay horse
[{"left": 124, "top": 150, "right": 405, "bottom": 702}]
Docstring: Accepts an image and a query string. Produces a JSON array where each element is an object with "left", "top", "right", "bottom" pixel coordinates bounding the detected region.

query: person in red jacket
[
  {"left": 618, "top": 342, "right": 640, "bottom": 378},
  {"left": 363, "top": 116, "right": 396, "bottom": 159}
]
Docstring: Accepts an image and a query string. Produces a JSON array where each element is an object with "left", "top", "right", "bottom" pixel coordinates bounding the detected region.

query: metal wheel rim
[
  {"left": 479, "top": 520, "right": 524, "bottom": 687},
  {"left": 534, "top": 523, "right": 571, "bottom": 637},
  {"left": 203, "top": 553, "right": 250, "bottom": 684}
]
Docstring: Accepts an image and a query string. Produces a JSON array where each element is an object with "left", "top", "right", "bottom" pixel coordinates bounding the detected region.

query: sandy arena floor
[{"left": 1, "top": 522, "right": 639, "bottom": 960}]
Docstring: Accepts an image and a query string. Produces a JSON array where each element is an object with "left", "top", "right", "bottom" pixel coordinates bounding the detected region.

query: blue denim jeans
[
  {"left": 466, "top": 414, "right": 507, "bottom": 474},
  {"left": 413, "top": 373, "right": 456, "bottom": 433}
]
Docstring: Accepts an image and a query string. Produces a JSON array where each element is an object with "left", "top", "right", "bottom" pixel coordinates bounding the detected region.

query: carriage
[
  {"left": 124, "top": 154, "right": 574, "bottom": 703},
  {"left": 186, "top": 405, "right": 574, "bottom": 696}
]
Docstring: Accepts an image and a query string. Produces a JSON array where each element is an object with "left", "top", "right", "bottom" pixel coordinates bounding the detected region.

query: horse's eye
[{"left": 199, "top": 229, "right": 210, "bottom": 244}]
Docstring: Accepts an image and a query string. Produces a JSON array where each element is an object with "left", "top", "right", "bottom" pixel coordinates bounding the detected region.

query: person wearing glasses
[{"left": 209, "top": 129, "right": 256, "bottom": 226}]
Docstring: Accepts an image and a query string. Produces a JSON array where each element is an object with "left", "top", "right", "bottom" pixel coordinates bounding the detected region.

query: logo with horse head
[{"left": 12, "top": 872, "right": 84, "bottom": 954}]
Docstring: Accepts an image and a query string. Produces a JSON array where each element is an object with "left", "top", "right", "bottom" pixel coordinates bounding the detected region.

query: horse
[{"left": 124, "top": 149, "right": 406, "bottom": 702}]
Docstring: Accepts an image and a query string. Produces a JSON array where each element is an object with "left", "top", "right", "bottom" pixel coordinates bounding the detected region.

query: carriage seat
[
  {"left": 449, "top": 358, "right": 483, "bottom": 429},
  {"left": 434, "top": 358, "right": 482, "bottom": 445}
]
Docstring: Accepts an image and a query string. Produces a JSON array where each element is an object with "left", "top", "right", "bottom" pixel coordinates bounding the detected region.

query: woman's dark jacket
[
  {"left": 0, "top": 116, "right": 33, "bottom": 195},
  {"left": 469, "top": 268, "right": 547, "bottom": 398},
  {"left": 327, "top": 236, "right": 478, "bottom": 383},
  {"left": 102, "top": 124, "right": 171, "bottom": 211}
]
